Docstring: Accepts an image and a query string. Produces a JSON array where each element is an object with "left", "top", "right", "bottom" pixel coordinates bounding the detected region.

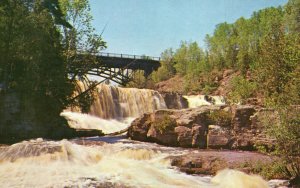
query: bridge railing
[{"left": 97, "top": 52, "right": 160, "bottom": 61}]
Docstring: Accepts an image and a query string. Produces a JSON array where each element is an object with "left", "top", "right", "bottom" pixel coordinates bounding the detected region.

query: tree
[
  {"left": 174, "top": 41, "right": 189, "bottom": 75},
  {"left": 227, "top": 75, "right": 257, "bottom": 104},
  {"left": 151, "top": 48, "right": 176, "bottom": 82},
  {"left": 59, "top": 0, "right": 106, "bottom": 55},
  {"left": 205, "top": 22, "right": 236, "bottom": 69},
  {"left": 284, "top": 0, "right": 300, "bottom": 33},
  {"left": 126, "top": 70, "right": 148, "bottom": 89},
  {"left": 0, "top": 0, "right": 75, "bottom": 133},
  {"left": 253, "top": 23, "right": 297, "bottom": 105},
  {"left": 58, "top": 0, "right": 106, "bottom": 110},
  {"left": 265, "top": 107, "right": 300, "bottom": 184}
]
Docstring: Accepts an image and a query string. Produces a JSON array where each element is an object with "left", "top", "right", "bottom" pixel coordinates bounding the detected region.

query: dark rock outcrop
[
  {"left": 232, "top": 105, "right": 256, "bottom": 130},
  {"left": 0, "top": 91, "right": 103, "bottom": 144},
  {"left": 128, "top": 105, "right": 276, "bottom": 151},
  {"left": 160, "top": 92, "right": 188, "bottom": 109}
]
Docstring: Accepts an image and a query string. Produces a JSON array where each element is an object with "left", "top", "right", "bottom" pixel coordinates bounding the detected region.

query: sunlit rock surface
[{"left": 128, "top": 105, "right": 276, "bottom": 150}]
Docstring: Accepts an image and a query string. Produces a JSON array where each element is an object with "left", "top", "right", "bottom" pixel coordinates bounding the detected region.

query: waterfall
[
  {"left": 62, "top": 84, "right": 227, "bottom": 133},
  {"left": 62, "top": 83, "right": 170, "bottom": 133},
  {"left": 60, "top": 111, "right": 134, "bottom": 134},
  {"left": 184, "top": 95, "right": 225, "bottom": 108},
  {"left": 73, "top": 83, "right": 168, "bottom": 119}
]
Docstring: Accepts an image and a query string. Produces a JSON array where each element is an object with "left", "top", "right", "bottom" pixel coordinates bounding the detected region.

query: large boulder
[
  {"left": 128, "top": 106, "right": 223, "bottom": 148},
  {"left": 128, "top": 104, "right": 276, "bottom": 151},
  {"left": 169, "top": 150, "right": 274, "bottom": 176},
  {"left": 230, "top": 108, "right": 278, "bottom": 150},
  {"left": 128, "top": 113, "right": 153, "bottom": 142}
]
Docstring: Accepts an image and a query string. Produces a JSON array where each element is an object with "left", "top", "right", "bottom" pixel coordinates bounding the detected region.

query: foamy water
[
  {"left": 0, "top": 138, "right": 273, "bottom": 188},
  {"left": 0, "top": 139, "right": 211, "bottom": 188},
  {"left": 0, "top": 84, "right": 276, "bottom": 188},
  {"left": 60, "top": 111, "right": 134, "bottom": 134},
  {"left": 184, "top": 95, "right": 225, "bottom": 108}
]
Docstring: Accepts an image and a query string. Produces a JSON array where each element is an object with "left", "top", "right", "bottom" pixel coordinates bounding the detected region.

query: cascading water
[
  {"left": 62, "top": 84, "right": 226, "bottom": 133},
  {"left": 62, "top": 83, "right": 170, "bottom": 134},
  {"left": 0, "top": 138, "right": 271, "bottom": 188},
  {"left": 73, "top": 83, "right": 168, "bottom": 119},
  {"left": 183, "top": 95, "right": 226, "bottom": 108},
  {"left": 0, "top": 84, "right": 277, "bottom": 187},
  {"left": 61, "top": 111, "right": 134, "bottom": 134}
]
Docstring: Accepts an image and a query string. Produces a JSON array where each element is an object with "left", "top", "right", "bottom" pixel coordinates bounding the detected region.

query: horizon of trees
[{"left": 139, "top": 0, "right": 299, "bottom": 107}]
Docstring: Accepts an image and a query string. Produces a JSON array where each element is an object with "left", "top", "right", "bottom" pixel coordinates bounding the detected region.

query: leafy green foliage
[
  {"left": 153, "top": 115, "right": 176, "bottom": 134},
  {"left": 263, "top": 107, "right": 300, "bottom": 182},
  {"left": 59, "top": 0, "right": 106, "bottom": 53},
  {"left": 208, "top": 110, "right": 232, "bottom": 127},
  {"left": 147, "top": 0, "right": 298, "bottom": 107},
  {"left": 228, "top": 75, "right": 257, "bottom": 104},
  {"left": 0, "top": 1, "right": 74, "bottom": 124},
  {"left": 151, "top": 48, "right": 176, "bottom": 83},
  {"left": 0, "top": 0, "right": 105, "bottom": 130},
  {"left": 284, "top": 0, "right": 300, "bottom": 33},
  {"left": 239, "top": 160, "right": 289, "bottom": 180},
  {"left": 126, "top": 70, "right": 150, "bottom": 89}
]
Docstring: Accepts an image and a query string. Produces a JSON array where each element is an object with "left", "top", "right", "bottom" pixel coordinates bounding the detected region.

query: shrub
[
  {"left": 208, "top": 110, "right": 232, "bottom": 127},
  {"left": 151, "top": 66, "right": 172, "bottom": 83},
  {"left": 262, "top": 107, "right": 300, "bottom": 184},
  {"left": 202, "top": 84, "right": 218, "bottom": 95},
  {"left": 239, "top": 161, "right": 289, "bottom": 180},
  {"left": 153, "top": 115, "right": 176, "bottom": 134},
  {"left": 126, "top": 70, "right": 148, "bottom": 88}
]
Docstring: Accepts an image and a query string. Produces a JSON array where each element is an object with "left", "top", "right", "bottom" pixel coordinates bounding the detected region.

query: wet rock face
[
  {"left": 160, "top": 92, "right": 189, "bottom": 109},
  {"left": 0, "top": 92, "right": 103, "bottom": 144},
  {"left": 232, "top": 105, "right": 256, "bottom": 130},
  {"left": 207, "top": 125, "right": 231, "bottom": 149},
  {"left": 128, "top": 105, "right": 277, "bottom": 151}
]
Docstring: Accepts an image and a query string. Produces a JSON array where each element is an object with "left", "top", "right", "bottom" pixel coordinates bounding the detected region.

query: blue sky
[{"left": 90, "top": 0, "right": 288, "bottom": 57}]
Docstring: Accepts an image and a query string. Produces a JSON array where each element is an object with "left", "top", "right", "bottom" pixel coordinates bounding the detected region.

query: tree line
[
  {"left": 128, "top": 0, "right": 299, "bottom": 181},
  {"left": 135, "top": 0, "right": 299, "bottom": 108}
]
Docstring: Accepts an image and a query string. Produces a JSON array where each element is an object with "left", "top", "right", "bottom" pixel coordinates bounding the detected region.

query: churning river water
[{"left": 0, "top": 84, "right": 277, "bottom": 187}]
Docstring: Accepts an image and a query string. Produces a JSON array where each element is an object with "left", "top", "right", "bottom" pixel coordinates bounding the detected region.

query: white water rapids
[
  {"left": 183, "top": 95, "right": 225, "bottom": 108},
  {"left": 60, "top": 111, "right": 134, "bottom": 134},
  {"left": 0, "top": 137, "right": 270, "bottom": 188},
  {"left": 0, "top": 84, "right": 276, "bottom": 187}
]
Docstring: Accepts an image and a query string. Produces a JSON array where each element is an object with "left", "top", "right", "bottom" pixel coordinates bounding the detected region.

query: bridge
[{"left": 69, "top": 52, "right": 161, "bottom": 85}]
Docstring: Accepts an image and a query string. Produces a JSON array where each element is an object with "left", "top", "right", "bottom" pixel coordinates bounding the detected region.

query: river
[{"left": 0, "top": 84, "right": 277, "bottom": 187}]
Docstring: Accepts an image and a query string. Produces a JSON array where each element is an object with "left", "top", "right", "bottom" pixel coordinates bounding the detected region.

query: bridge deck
[
  {"left": 71, "top": 52, "right": 161, "bottom": 85},
  {"left": 97, "top": 52, "right": 160, "bottom": 61}
]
